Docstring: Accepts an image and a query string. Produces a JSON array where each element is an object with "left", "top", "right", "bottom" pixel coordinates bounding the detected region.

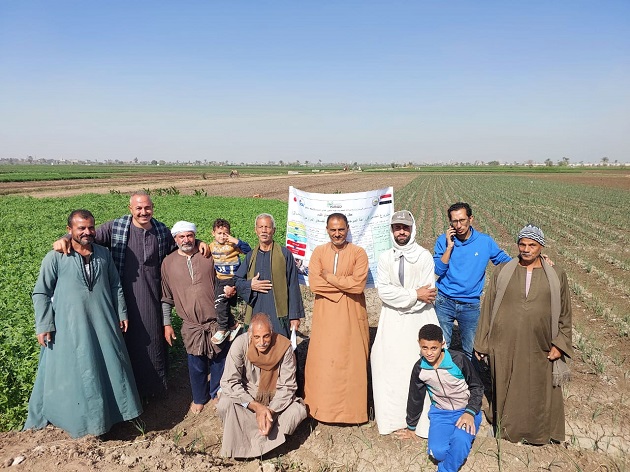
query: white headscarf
[
  {"left": 171, "top": 221, "right": 197, "bottom": 236},
  {"left": 391, "top": 212, "right": 423, "bottom": 264}
]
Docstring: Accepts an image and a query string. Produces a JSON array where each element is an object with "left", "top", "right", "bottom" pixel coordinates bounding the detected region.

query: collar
[{"left": 420, "top": 348, "right": 453, "bottom": 370}]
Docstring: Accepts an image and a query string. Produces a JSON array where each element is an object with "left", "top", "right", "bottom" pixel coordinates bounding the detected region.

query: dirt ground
[
  {"left": 0, "top": 169, "right": 416, "bottom": 200},
  {"left": 2, "top": 170, "right": 629, "bottom": 471}
]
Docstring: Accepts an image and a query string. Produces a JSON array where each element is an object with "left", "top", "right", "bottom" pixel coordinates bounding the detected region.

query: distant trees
[
  {"left": 544, "top": 159, "right": 553, "bottom": 166},
  {"left": 601, "top": 157, "right": 609, "bottom": 166}
]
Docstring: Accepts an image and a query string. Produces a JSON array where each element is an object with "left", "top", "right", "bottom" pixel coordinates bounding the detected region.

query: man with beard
[
  {"left": 161, "top": 221, "right": 228, "bottom": 414},
  {"left": 304, "top": 213, "right": 370, "bottom": 424},
  {"left": 24, "top": 210, "right": 142, "bottom": 438},
  {"left": 218, "top": 313, "right": 307, "bottom": 458},
  {"left": 371, "top": 210, "right": 440, "bottom": 437}
]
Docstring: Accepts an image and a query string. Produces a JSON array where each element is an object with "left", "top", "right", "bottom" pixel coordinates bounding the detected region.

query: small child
[
  {"left": 209, "top": 218, "right": 252, "bottom": 344},
  {"left": 396, "top": 324, "right": 483, "bottom": 472}
]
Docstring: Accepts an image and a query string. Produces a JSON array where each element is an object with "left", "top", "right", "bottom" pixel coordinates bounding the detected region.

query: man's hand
[
  {"left": 250, "top": 402, "right": 275, "bottom": 436},
  {"left": 37, "top": 332, "right": 52, "bottom": 347},
  {"left": 541, "top": 254, "right": 554, "bottom": 266},
  {"left": 223, "top": 285, "right": 237, "bottom": 298},
  {"left": 393, "top": 428, "right": 419, "bottom": 441},
  {"left": 445, "top": 227, "right": 456, "bottom": 249},
  {"left": 164, "top": 325, "right": 177, "bottom": 346},
  {"left": 320, "top": 268, "right": 330, "bottom": 280},
  {"left": 290, "top": 319, "right": 300, "bottom": 331},
  {"left": 119, "top": 320, "right": 128, "bottom": 332},
  {"left": 474, "top": 351, "right": 487, "bottom": 363},
  {"left": 548, "top": 345, "right": 562, "bottom": 361},
  {"left": 198, "top": 241, "right": 211, "bottom": 258},
  {"left": 53, "top": 236, "right": 72, "bottom": 255},
  {"left": 440, "top": 228, "right": 455, "bottom": 265},
  {"left": 416, "top": 284, "right": 437, "bottom": 303},
  {"left": 250, "top": 273, "right": 272, "bottom": 293},
  {"left": 455, "top": 412, "right": 476, "bottom": 435}
]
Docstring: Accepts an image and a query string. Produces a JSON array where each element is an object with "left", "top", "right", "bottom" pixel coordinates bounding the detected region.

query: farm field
[{"left": 0, "top": 169, "right": 629, "bottom": 471}]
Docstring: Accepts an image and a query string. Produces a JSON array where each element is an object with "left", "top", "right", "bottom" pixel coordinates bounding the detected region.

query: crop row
[{"left": 396, "top": 174, "right": 630, "bottom": 371}]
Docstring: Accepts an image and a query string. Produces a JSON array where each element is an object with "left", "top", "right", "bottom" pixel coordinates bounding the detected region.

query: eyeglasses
[{"left": 450, "top": 218, "right": 469, "bottom": 226}]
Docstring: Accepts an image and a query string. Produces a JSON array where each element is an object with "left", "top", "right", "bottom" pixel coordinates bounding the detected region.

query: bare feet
[{"left": 189, "top": 402, "right": 204, "bottom": 414}]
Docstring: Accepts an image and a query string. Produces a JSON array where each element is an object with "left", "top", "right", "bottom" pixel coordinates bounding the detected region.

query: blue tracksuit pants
[{"left": 427, "top": 404, "right": 482, "bottom": 472}]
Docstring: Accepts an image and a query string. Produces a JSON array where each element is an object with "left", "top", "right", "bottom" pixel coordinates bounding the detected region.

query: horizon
[{"left": 1, "top": 2, "right": 629, "bottom": 164}]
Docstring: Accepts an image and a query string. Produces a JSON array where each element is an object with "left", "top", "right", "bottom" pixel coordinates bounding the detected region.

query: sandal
[
  {"left": 211, "top": 330, "right": 228, "bottom": 345},
  {"left": 228, "top": 323, "right": 242, "bottom": 342}
]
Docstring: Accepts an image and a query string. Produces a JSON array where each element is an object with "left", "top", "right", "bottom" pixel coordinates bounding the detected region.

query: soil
[
  {"left": 2, "top": 171, "right": 629, "bottom": 471},
  {"left": 0, "top": 170, "right": 415, "bottom": 200}
]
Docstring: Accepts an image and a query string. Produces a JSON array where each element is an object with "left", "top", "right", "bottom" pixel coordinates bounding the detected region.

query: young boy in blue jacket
[{"left": 395, "top": 324, "right": 483, "bottom": 472}]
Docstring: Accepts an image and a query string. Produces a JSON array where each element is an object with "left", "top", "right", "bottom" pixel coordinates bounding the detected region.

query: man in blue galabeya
[{"left": 433, "top": 202, "right": 511, "bottom": 359}]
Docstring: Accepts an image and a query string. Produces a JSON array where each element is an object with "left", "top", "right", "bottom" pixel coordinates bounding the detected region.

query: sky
[{"left": 1, "top": 1, "right": 629, "bottom": 164}]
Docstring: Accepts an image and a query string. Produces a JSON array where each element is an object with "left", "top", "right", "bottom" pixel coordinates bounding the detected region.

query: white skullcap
[{"left": 171, "top": 221, "right": 197, "bottom": 236}]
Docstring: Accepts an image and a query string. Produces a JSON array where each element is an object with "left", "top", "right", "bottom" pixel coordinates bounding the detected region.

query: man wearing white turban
[{"left": 161, "top": 221, "right": 228, "bottom": 413}]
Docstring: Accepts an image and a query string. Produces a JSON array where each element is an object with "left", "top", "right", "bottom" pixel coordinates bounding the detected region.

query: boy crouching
[{"left": 395, "top": 324, "right": 483, "bottom": 472}]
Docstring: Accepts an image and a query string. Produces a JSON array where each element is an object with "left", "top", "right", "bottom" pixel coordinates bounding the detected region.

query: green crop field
[
  {"left": 0, "top": 194, "right": 287, "bottom": 430},
  {"left": 0, "top": 164, "right": 346, "bottom": 183},
  {"left": 397, "top": 174, "right": 630, "bottom": 330},
  {"left": 2, "top": 171, "right": 629, "bottom": 461}
]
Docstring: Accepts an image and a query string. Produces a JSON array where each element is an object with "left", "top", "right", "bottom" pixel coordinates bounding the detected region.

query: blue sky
[{"left": 1, "top": 1, "right": 628, "bottom": 164}]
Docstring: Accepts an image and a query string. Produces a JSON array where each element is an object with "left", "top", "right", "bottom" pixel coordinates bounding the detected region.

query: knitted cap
[{"left": 518, "top": 224, "right": 545, "bottom": 247}]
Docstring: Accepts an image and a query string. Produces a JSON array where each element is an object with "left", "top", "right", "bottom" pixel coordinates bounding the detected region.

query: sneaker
[
  {"left": 211, "top": 330, "right": 228, "bottom": 345},
  {"left": 228, "top": 323, "right": 242, "bottom": 342}
]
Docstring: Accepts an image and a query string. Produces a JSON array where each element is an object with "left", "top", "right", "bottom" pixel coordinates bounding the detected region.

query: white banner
[{"left": 286, "top": 186, "right": 394, "bottom": 288}]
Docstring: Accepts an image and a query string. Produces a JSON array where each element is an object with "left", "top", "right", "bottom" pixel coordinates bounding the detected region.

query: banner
[{"left": 286, "top": 186, "right": 394, "bottom": 288}]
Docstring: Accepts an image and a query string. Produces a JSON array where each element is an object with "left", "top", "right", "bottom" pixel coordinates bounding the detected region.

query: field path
[{"left": 2, "top": 171, "right": 419, "bottom": 200}]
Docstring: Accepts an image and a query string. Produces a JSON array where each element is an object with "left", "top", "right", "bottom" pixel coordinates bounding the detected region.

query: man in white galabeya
[{"left": 371, "top": 210, "right": 440, "bottom": 437}]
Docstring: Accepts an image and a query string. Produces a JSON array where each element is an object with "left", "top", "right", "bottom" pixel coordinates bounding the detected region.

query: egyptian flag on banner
[{"left": 379, "top": 192, "right": 392, "bottom": 205}]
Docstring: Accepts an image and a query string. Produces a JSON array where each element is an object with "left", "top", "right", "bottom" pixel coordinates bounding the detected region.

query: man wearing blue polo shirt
[{"left": 433, "top": 202, "right": 511, "bottom": 359}]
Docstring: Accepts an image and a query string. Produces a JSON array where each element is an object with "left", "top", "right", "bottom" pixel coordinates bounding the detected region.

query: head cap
[
  {"left": 518, "top": 224, "right": 545, "bottom": 247},
  {"left": 171, "top": 221, "right": 197, "bottom": 237},
  {"left": 391, "top": 210, "right": 414, "bottom": 227}
]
